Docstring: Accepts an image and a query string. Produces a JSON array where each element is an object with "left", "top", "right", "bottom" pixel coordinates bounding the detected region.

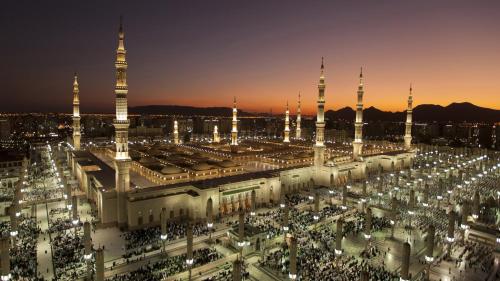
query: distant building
[
  {"left": 0, "top": 150, "right": 27, "bottom": 216},
  {"left": 0, "top": 119, "right": 10, "bottom": 141}
]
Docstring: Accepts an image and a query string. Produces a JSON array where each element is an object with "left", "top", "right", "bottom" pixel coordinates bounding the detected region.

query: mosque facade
[{"left": 67, "top": 20, "right": 415, "bottom": 229}]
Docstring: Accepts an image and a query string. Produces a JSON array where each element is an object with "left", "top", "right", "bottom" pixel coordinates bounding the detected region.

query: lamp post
[
  {"left": 364, "top": 208, "right": 372, "bottom": 250},
  {"left": 186, "top": 222, "right": 194, "bottom": 281},
  {"left": 160, "top": 208, "right": 167, "bottom": 253},
  {"left": 0, "top": 235, "right": 10, "bottom": 281},
  {"left": 83, "top": 222, "right": 92, "bottom": 280},
  {"left": 425, "top": 225, "right": 435, "bottom": 281},
  {"left": 288, "top": 236, "right": 297, "bottom": 280}
]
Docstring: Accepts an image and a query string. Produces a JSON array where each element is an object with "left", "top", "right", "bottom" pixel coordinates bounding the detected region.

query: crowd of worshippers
[
  {"left": 243, "top": 203, "right": 346, "bottom": 240},
  {"left": 0, "top": 187, "right": 14, "bottom": 202},
  {"left": 48, "top": 217, "right": 82, "bottom": 233},
  {"left": 107, "top": 248, "right": 221, "bottom": 281},
  {"left": 52, "top": 231, "right": 85, "bottom": 280},
  {"left": 261, "top": 243, "right": 397, "bottom": 280},
  {"left": 246, "top": 211, "right": 282, "bottom": 238},
  {"left": 200, "top": 265, "right": 249, "bottom": 281},
  {"left": 0, "top": 216, "right": 42, "bottom": 280},
  {"left": 122, "top": 221, "right": 210, "bottom": 254},
  {"left": 285, "top": 193, "right": 310, "bottom": 206},
  {"left": 455, "top": 241, "right": 496, "bottom": 274},
  {"left": 342, "top": 211, "right": 391, "bottom": 237},
  {"left": 24, "top": 188, "right": 64, "bottom": 202}
]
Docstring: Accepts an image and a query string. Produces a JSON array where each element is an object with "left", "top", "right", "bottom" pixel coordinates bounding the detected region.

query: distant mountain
[
  {"left": 130, "top": 103, "right": 499, "bottom": 123},
  {"left": 412, "top": 102, "right": 500, "bottom": 123},
  {"left": 325, "top": 102, "right": 499, "bottom": 123},
  {"left": 129, "top": 105, "right": 253, "bottom": 117}
]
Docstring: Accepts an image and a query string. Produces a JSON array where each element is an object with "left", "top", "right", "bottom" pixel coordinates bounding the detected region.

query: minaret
[
  {"left": 113, "top": 17, "right": 131, "bottom": 226},
  {"left": 283, "top": 101, "right": 290, "bottom": 143},
  {"left": 72, "top": 73, "right": 81, "bottom": 150},
  {"left": 314, "top": 58, "right": 326, "bottom": 167},
  {"left": 173, "top": 120, "right": 179, "bottom": 144},
  {"left": 295, "top": 92, "right": 301, "bottom": 139},
  {"left": 404, "top": 85, "right": 413, "bottom": 149},
  {"left": 213, "top": 125, "right": 220, "bottom": 143},
  {"left": 352, "top": 68, "right": 364, "bottom": 160},
  {"left": 231, "top": 97, "right": 238, "bottom": 150}
]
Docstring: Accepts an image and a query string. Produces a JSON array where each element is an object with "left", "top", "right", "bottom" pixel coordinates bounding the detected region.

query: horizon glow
[{"left": 1, "top": 1, "right": 500, "bottom": 114}]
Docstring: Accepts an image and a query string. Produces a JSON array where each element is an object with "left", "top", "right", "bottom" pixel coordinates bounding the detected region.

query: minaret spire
[
  {"left": 231, "top": 97, "right": 238, "bottom": 149},
  {"left": 213, "top": 124, "right": 220, "bottom": 143},
  {"left": 113, "top": 17, "right": 131, "bottom": 226},
  {"left": 353, "top": 67, "right": 364, "bottom": 160},
  {"left": 72, "top": 73, "right": 81, "bottom": 150},
  {"left": 284, "top": 100, "right": 290, "bottom": 143},
  {"left": 404, "top": 84, "right": 413, "bottom": 149},
  {"left": 314, "top": 58, "right": 326, "bottom": 167},
  {"left": 295, "top": 92, "right": 301, "bottom": 139},
  {"left": 173, "top": 120, "right": 179, "bottom": 144}
]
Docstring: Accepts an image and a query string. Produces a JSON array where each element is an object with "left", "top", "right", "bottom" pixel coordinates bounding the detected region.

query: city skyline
[{"left": 2, "top": 0, "right": 500, "bottom": 114}]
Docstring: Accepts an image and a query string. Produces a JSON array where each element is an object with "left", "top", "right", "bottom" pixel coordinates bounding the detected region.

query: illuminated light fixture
[
  {"left": 408, "top": 210, "right": 414, "bottom": 215},
  {"left": 280, "top": 203, "right": 286, "bottom": 208},
  {"left": 460, "top": 224, "right": 469, "bottom": 230},
  {"left": 364, "top": 234, "right": 371, "bottom": 240},
  {"left": 1, "top": 274, "right": 12, "bottom": 281},
  {"left": 237, "top": 241, "right": 248, "bottom": 247},
  {"left": 313, "top": 215, "right": 319, "bottom": 221},
  {"left": 160, "top": 234, "right": 167, "bottom": 240},
  {"left": 446, "top": 236, "right": 455, "bottom": 243},
  {"left": 390, "top": 220, "right": 395, "bottom": 225},
  {"left": 72, "top": 219, "right": 79, "bottom": 225},
  {"left": 283, "top": 226, "right": 289, "bottom": 232},
  {"left": 422, "top": 203, "right": 429, "bottom": 207},
  {"left": 186, "top": 258, "right": 194, "bottom": 265},
  {"left": 84, "top": 253, "right": 92, "bottom": 260},
  {"left": 335, "top": 249, "right": 343, "bottom": 255},
  {"left": 425, "top": 255, "right": 434, "bottom": 262},
  {"left": 10, "top": 230, "right": 18, "bottom": 237},
  {"left": 472, "top": 214, "right": 478, "bottom": 219},
  {"left": 289, "top": 273, "right": 297, "bottom": 280},
  {"left": 341, "top": 205, "right": 347, "bottom": 210}
]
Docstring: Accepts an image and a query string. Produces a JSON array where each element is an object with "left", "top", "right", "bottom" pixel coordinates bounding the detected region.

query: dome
[
  {"left": 218, "top": 160, "right": 237, "bottom": 168},
  {"left": 149, "top": 149, "right": 162, "bottom": 156},
  {"left": 279, "top": 154, "right": 295, "bottom": 160},
  {"left": 191, "top": 162, "right": 213, "bottom": 171},
  {"left": 129, "top": 151, "right": 141, "bottom": 158},
  {"left": 139, "top": 156, "right": 156, "bottom": 164},
  {"left": 160, "top": 165, "right": 183, "bottom": 175},
  {"left": 297, "top": 152, "right": 311, "bottom": 158}
]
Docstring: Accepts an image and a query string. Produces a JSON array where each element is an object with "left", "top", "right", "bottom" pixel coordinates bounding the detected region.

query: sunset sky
[{"left": 1, "top": 0, "right": 500, "bottom": 114}]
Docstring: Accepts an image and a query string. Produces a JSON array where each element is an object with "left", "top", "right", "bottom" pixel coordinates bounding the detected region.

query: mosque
[{"left": 66, "top": 20, "right": 415, "bottom": 229}]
